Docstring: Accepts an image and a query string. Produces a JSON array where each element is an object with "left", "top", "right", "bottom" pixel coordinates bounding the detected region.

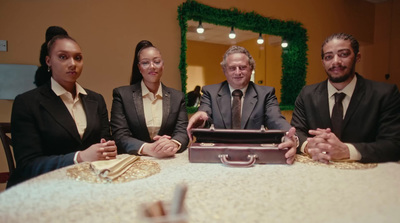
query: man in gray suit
[
  {"left": 291, "top": 33, "right": 400, "bottom": 163},
  {"left": 187, "top": 46, "right": 298, "bottom": 164}
]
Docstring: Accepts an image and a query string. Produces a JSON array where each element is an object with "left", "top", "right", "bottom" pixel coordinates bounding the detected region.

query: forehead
[
  {"left": 323, "top": 38, "right": 352, "bottom": 54},
  {"left": 52, "top": 39, "right": 81, "bottom": 52},
  {"left": 226, "top": 53, "right": 249, "bottom": 65},
  {"left": 139, "top": 47, "right": 161, "bottom": 59}
]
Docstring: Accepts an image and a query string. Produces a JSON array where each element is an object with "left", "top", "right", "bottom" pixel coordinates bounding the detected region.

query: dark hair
[
  {"left": 220, "top": 45, "right": 255, "bottom": 72},
  {"left": 47, "top": 35, "right": 77, "bottom": 54},
  {"left": 130, "top": 40, "right": 153, "bottom": 85},
  {"left": 321, "top": 33, "right": 359, "bottom": 59},
  {"left": 35, "top": 35, "right": 78, "bottom": 86},
  {"left": 35, "top": 26, "right": 68, "bottom": 87}
]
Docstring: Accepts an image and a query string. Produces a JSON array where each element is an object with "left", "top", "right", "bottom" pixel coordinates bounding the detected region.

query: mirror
[
  {"left": 185, "top": 20, "right": 284, "bottom": 103},
  {"left": 178, "top": 0, "right": 308, "bottom": 112}
]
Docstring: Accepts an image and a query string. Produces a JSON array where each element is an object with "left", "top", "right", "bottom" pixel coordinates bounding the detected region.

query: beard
[{"left": 326, "top": 61, "right": 356, "bottom": 83}]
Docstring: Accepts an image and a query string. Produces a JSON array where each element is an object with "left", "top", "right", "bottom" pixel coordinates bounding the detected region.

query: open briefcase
[{"left": 189, "top": 125, "right": 288, "bottom": 167}]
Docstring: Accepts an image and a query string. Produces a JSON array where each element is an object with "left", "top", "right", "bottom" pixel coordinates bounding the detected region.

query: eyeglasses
[{"left": 139, "top": 60, "right": 163, "bottom": 69}]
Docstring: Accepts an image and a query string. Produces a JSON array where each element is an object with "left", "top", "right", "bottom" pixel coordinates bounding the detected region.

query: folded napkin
[{"left": 90, "top": 154, "right": 140, "bottom": 180}]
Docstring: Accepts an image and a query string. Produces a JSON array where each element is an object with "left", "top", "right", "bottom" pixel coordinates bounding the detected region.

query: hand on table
[
  {"left": 78, "top": 138, "right": 117, "bottom": 162},
  {"left": 278, "top": 127, "right": 298, "bottom": 164},
  {"left": 141, "top": 135, "right": 179, "bottom": 158},
  {"left": 187, "top": 111, "right": 208, "bottom": 140},
  {"left": 306, "top": 128, "right": 350, "bottom": 163}
]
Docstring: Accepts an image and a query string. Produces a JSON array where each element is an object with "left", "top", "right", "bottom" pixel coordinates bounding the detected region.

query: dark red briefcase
[{"left": 188, "top": 126, "right": 288, "bottom": 167}]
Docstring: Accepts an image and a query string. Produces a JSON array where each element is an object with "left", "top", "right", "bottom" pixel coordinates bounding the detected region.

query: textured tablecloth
[{"left": 0, "top": 151, "right": 399, "bottom": 223}]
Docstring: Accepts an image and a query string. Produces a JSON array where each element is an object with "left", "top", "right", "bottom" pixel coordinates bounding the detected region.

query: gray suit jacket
[
  {"left": 291, "top": 74, "right": 400, "bottom": 163},
  {"left": 199, "top": 81, "right": 291, "bottom": 130},
  {"left": 110, "top": 83, "right": 189, "bottom": 155}
]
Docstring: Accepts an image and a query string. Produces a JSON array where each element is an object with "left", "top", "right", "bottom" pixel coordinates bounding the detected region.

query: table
[{"left": 0, "top": 151, "right": 399, "bottom": 223}]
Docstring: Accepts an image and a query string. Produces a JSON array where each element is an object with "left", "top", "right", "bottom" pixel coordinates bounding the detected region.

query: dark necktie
[
  {"left": 331, "top": 92, "right": 346, "bottom": 139},
  {"left": 231, "top": 89, "right": 243, "bottom": 129}
]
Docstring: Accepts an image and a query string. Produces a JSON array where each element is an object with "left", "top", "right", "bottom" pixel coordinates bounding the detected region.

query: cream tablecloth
[{"left": 0, "top": 151, "right": 399, "bottom": 223}]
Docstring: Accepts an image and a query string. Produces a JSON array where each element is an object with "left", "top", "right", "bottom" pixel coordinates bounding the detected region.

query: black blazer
[
  {"left": 291, "top": 74, "right": 400, "bottom": 163},
  {"left": 110, "top": 82, "right": 189, "bottom": 155},
  {"left": 8, "top": 82, "right": 111, "bottom": 188},
  {"left": 199, "top": 81, "right": 291, "bottom": 130}
]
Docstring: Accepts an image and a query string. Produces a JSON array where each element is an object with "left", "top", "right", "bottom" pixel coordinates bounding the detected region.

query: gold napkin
[
  {"left": 295, "top": 154, "right": 378, "bottom": 169},
  {"left": 90, "top": 154, "right": 140, "bottom": 180}
]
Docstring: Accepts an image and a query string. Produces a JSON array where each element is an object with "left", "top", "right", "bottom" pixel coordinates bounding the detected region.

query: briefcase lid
[{"left": 190, "top": 125, "right": 285, "bottom": 144}]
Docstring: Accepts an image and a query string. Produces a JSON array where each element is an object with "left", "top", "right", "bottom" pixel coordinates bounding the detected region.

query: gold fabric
[
  {"left": 295, "top": 154, "right": 378, "bottom": 170},
  {"left": 66, "top": 156, "right": 160, "bottom": 183}
]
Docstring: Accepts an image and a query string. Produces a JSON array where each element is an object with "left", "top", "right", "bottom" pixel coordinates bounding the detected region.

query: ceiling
[
  {"left": 186, "top": 1, "right": 389, "bottom": 45},
  {"left": 186, "top": 20, "right": 260, "bottom": 46}
]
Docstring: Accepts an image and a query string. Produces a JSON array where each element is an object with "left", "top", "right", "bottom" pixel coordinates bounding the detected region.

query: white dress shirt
[
  {"left": 301, "top": 75, "right": 361, "bottom": 161},
  {"left": 51, "top": 78, "right": 87, "bottom": 163},
  {"left": 137, "top": 81, "right": 181, "bottom": 155}
]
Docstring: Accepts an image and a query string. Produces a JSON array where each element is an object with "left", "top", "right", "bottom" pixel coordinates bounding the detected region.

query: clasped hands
[
  {"left": 306, "top": 128, "right": 350, "bottom": 164},
  {"left": 141, "top": 135, "right": 180, "bottom": 158},
  {"left": 78, "top": 138, "right": 117, "bottom": 162},
  {"left": 187, "top": 111, "right": 298, "bottom": 164}
]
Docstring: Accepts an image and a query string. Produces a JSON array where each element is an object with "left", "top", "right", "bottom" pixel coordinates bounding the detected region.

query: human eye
[
  {"left": 239, "top": 66, "right": 247, "bottom": 70},
  {"left": 324, "top": 54, "right": 333, "bottom": 61},
  {"left": 153, "top": 59, "right": 162, "bottom": 66},
  {"left": 75, "top": 55, "right": 83, "bottom": 61},
  {"left": 140, "top": 61, "right": 150, "bottom": 67},
  {"left": 59, "top": 54, "right": 68, "bottom": 60},
  {"left": 227, "top": 66, "right": 236, "bottom": 72},
  {"left": 339, "top": 51, "right": 350, "bottom": 58}
]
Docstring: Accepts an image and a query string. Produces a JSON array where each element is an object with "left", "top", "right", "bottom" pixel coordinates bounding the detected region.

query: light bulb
[
  {"left": 281, "top": 40, "right": 288, "bottom": 48},
  {"left": 196, "top": 21, "right": 204, "bottom": 34},
  {"left": 257, "top": 33, "right": 264, "bottom": 44},
  {"left": 229, "top": 26, "right": 236, "bottom": 39}
]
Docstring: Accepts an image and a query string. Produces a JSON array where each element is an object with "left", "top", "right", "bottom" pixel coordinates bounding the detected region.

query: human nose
[
  {"left": 332, "top": 54, "right": 341, "bottom": 64},
  {"left": 68, "top": 58, "right": 76, "bottom": 67},
  {"left": 233, "top": 67, "right": 241, "bottom": 74}
]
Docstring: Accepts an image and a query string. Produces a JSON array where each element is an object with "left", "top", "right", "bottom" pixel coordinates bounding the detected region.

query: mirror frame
[{"left": 178, "top": 0, "right": 308, "bottom": 112}]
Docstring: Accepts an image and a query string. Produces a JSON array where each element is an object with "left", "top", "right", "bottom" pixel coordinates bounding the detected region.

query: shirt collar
[
  {"left": 141, "top": 81, "right": 163, "bottom": 97},
  {"left": 51, "top": 77, "right": 87, "bottom": 97},
  {"left": 327, "top": 74, "right": 357, "bottom": 98},
  {"left": 228, "top": 84, "right": 248, "bottom": 97}
]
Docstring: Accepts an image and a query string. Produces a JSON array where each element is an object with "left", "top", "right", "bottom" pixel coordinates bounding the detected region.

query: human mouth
[
  {"left": 329, "top": 66, "right": 346, "bottom": 73},
  {"left": 67, "top": 71, "right": 77, "bottom": 75}
]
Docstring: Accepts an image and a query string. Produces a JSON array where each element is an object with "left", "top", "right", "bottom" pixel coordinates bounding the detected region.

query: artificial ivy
[{"left": 178, "top": 0, "right": 308, "bottom": 111}]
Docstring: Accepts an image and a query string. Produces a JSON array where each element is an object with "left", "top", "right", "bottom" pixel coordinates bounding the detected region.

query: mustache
[{"left": 328, "top": 65, "right": 346, "bottom": 71}]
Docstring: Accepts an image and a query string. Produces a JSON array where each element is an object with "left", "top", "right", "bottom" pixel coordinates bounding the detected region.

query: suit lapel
[
  {"left": 316, "top": 81, "right": 332, "bottom": 128},
  {"left": 216, "top": 82, "right": 231, "bottom": 128},
  {"left": 160, "top": 85, "right": 170, "bottom": 131},
  {"left": 39, "top": 86, "right": 81, "bottom": 142},
  {"left": 242, "top": 83, "right": 257, "bottom": 128},
  {"left": 343, "top": 74, "right": 365, "bottom": 128},
  {"left": 81, "top": 93, "right": 97, "bottom": 141},
  {"left": 131, "top": 84, "right": 151, "bottom": 140}
]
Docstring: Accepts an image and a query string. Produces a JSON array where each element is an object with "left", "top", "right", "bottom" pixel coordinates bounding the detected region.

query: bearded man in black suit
[{"left": 291, "top": 33, "right": 400, "bottom": 163}]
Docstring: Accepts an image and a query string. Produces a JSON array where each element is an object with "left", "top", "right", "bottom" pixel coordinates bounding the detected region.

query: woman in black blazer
[
  {"left": 111, "top": 41, "right": 189, "bottom": 158},
  {"left": 8, "top": 35, "right": 117, "bottom": 188}
]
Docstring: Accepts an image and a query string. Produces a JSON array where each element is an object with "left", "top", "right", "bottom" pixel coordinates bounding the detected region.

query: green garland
[{"left": 178, "top": 0, "right": 308, "bottom": 111}]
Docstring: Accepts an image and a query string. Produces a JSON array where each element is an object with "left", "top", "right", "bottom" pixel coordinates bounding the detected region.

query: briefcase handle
[{"left": 218, "top": 154, "right": 258, "bottom": 167}]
